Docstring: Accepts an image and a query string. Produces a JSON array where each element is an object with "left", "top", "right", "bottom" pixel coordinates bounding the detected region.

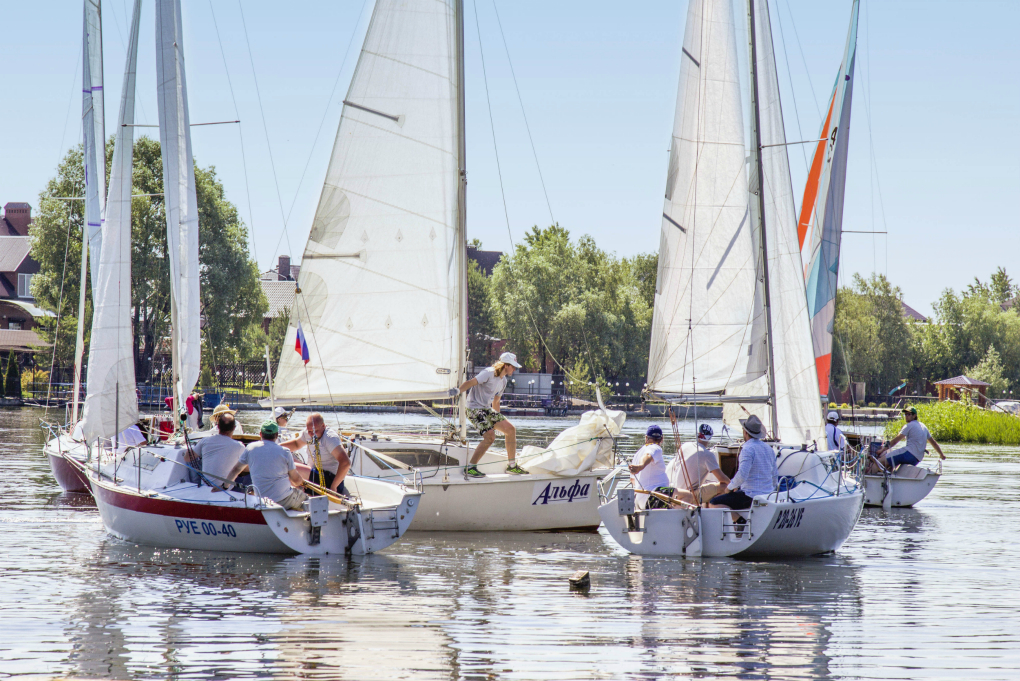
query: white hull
[
  {"left": 349, "top": 436, "right": 606, "bottom": 532},
  {"left": 87, "top": 446, "right": 421, "bottom": 555},
  {"left": 599, "top": 491, "right": 864, "bottom": 558},
  {"left": 864, "top": 464, "right": 940, "bottom": 507}
]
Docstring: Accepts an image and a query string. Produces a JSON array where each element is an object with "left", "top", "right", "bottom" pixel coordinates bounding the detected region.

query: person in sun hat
[
  {"left": 227, "top": 420, "right": 307, "bottom": 510},
  {"left": 667, "top": 423, "right": 730, "bottom": 507},
  {"left": 452, "top": 351, "right": 526, "bottom": 477},
  {"left": 709, "top": 414, "right": 777, "bottom": 513},
  {"left": 825, "top": 411, "right": 849, "bottom": 452},
  {"left": 629, "top": 424, "right": 672, "bottom": 509},
  {"left": 874, "top": 406, "right": 945, "bottom": 471},
  {"left": 208, "top": 403, "right": 244, "bottom": 434}
]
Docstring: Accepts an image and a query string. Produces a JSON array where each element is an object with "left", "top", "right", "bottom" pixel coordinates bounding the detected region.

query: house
[
  {"left": 259, "top": 255, "right": 297, "bottom": 331},
  {"left": 934, "top": 375, "right": 990, "bottom": 407},
  {"left": 467, "top": 246, "right": 502, "bottom": 276},
  {"left": 901, "top": 301, "right": 927, "bottom": 322},
  {"left": 0, "top": 203, "right": 50, "bottom": 352}
]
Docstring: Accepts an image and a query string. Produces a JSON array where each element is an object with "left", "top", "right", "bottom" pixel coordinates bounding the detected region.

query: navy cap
[
  {"left": 646, "top": 425, "right": 663, "bottom": 439},
  {"left": 698, "top": 423, "right": 714, "bottom": 440}
]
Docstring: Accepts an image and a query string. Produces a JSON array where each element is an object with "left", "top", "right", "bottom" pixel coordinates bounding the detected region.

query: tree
[
  {"left": 4, "top": 353, "right": 21, "bottom": 398},
  {"left": 30, "top": 138, "right": 267, "bottom": 381},
  {"left": 967, "top": 345, "right": 1009, "bottom": 399},
  {"left": 467, "top": 259, "right": 497, "bottom": 367}
]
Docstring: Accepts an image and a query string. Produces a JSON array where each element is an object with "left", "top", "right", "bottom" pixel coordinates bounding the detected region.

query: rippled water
[{"left": 2, "top": 407, "right": 1018, "bottom": 680}]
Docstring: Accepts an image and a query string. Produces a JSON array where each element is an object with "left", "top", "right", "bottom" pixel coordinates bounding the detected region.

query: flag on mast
[{"left": 295, "top": 323, "right": 310, "bottom": 364}]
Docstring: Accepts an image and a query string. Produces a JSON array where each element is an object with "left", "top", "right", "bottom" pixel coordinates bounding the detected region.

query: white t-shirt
[
  {"left": 899, "top": 420, "right": 930, "bottom": 461},
  {"left": 297, "top": 427, "right": 344, "bottom": 474},
  {"left": 631, "top": 444, "right": 669, "bottom": 506},
  {"left": 240, "top": 440, "right": 297, "bottom": 503},
  {"left": 667, "top": 442, "right": 721, "bottom": 491},
  {"left": 467, "top": 367, "right": 508, "bottom": 410},
  {"left": 193, "top": 433, "right": 245, "bottom": 483},
  {"left": 826, "top": 423, "right": 847, "bottom": 451}
]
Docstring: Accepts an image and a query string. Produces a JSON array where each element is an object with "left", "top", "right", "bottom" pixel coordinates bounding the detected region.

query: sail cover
[
  {"left": 82, "top": 0, "right": 106, "bottom": 291},
  {"left": 80, "top": 0, "right": 141, "bottom": 442},
  {"left": 274, "top": 0, "right": 465, "bottom": 404},
  {"left": 156, "top": 0, "right": 202, "bottom": 404},
  {"left": 799, "top": 0, "right": 859, "bottom": 395},
  {"left": 646, "top": 0, "right": 767, "bottom": 395},
  {"left": 724, "top": 0, "right": 825, "bottom": 445}
]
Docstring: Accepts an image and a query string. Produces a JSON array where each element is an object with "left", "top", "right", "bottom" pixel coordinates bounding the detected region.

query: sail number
[
  {"left": 772, "top": 507, "right": 805, "bottom": 530},
  {"left": 175, "top": 519, "right": 238, "bottom": 537}
]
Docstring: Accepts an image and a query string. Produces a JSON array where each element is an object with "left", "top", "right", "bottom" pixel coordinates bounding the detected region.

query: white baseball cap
[
  {"left": 499, "top": 352, "right": 522, "bottom": 368},
  {"left": 273, "top": 407, "right": 289, "bottom": 419},
  {"left": 826, "top": 410, "right": 839, "bottom": 422}
]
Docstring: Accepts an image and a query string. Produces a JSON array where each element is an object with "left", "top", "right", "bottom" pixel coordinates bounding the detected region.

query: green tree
[
  {"left": 467, "top": 259, "right": 497, "bottom": 367},
  {"left": 4, "top": 353, "right": 22, "bottom": 398},
  {"left": 966, "top": 345, "right": 1009, "bottom": 398},
  {"left": 31, "top": 138, "right": 267, "bottom": 380}
]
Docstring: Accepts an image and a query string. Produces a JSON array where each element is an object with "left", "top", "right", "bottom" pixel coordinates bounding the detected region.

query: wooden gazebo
[{"left": 934, "top": 375, "right": 990, "bottom": 407}]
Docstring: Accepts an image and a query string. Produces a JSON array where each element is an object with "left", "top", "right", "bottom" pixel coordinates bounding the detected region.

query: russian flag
[{"left": 294, "top": 322, "right": 310, "bottom": 364}]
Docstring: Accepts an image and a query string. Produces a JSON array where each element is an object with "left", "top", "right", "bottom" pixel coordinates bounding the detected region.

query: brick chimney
[
  {"left": 278, "top": 255, "right": 291, "bottom": 281},
  {"left": 3, "top": 202, "right": 32, "bottom": 236}
]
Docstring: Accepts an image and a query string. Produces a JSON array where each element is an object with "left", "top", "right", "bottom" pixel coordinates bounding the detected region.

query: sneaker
[
  {"left": 464, "top": 465, "right": 485, "bottom": 478},
  {"left": 505, "top": 463, "right": 528, "bottom": 475}
]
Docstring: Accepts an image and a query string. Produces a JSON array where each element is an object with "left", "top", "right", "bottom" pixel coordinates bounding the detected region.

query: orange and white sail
[{"left": 799, "top": 0, "right": 859, "bottom": 396}]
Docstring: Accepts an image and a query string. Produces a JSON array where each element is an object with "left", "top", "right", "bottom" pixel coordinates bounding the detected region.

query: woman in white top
[{"left": 629, "top": 425, "right": 671, "bottom": 509}]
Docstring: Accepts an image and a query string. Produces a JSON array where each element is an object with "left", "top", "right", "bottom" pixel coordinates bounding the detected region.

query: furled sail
[
  {"left": 724, "top": 0, "right": 824, "bottom": 445},
  {"left": 646, "top": 0, "right": 767, "bottom": 395},
  {"left": 80, "top": 0, "right": 141, "bottom": 442},
  {"left": 84, "top": 0, "right": 107, "bottom": 283},
  {"left": 274, "top": 0, "right": 465, "bottom": 404},
  {"left": 799, "top": 0, "right": 859, "bottom": 396},
  {"left": 156, "top": 0, "right": 202, "bottom": 405}
]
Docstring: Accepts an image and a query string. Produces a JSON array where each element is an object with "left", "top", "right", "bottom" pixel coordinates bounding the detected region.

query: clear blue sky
[{"left": 1, "top": 1, "right": 1017, "bottom": 316}]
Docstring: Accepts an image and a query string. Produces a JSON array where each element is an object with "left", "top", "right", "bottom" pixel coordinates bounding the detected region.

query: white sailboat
[
  {"left": 269, "top": 0, "right": 614, "bottom": 532},
  {"left": 600, "top": 0, "right": 864, "bottom": 558},
  {"left": 48, "top": 0, "right": 421, "bottom": 555}
]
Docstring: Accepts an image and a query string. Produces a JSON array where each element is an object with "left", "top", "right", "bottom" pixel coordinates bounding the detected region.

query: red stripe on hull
[
  {"left": 92, "top": 481, "right": 268, "bottom": 525},
  {"left": 49, "top": 453, "right": 91, "bottom": 493}
]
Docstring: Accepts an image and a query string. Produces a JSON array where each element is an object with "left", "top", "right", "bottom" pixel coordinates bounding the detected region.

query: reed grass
[{"left": 884, "top": 400, "right": 1020, "bottom": 445}]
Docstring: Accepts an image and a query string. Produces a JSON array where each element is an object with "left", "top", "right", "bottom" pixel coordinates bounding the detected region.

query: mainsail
[
  {"left": 274, "top": 0, "right": 466, "bottom": 404},
  {"left": 156, "top": 0, "right": 202, "bottom": 406},
  {"left": 798, "top": 0, "right": 859, "bottom": 395},
  {"left": 724, "top": 0, "right": 824, "bottom": 444},
  {"left": 646, "top": 0, "right": 767, "bottom": 395},
  {"left": 80, "top": 0, "right": 141, "bottom": 442}
]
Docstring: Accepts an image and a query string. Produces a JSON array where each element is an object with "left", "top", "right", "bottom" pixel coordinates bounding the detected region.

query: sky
[{"left": 1, "top": 0, "right": 1017, "bottom": 316}]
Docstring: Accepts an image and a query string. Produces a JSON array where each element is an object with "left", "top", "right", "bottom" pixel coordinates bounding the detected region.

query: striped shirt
[{"left": 729, "top": 438, "right": 778, "bottom": 498}]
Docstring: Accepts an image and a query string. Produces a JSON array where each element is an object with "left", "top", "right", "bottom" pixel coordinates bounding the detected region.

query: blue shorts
[{"left": 887, "top": 451, "right": 920, "bottom": 467}]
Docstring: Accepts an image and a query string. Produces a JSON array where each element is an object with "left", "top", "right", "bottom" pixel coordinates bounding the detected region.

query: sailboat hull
[
  {"left": 44, "top": 435, "right": 90, "bottom": 494},
  {"left": 864, "top": 465, "right": 939, "bottom": 507}
]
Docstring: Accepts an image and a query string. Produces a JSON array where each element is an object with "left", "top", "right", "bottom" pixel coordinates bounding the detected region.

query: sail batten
[
  {"left": 274, "top": 0, "right": 464, "bottom": 405},
  {"left": 80, "top": 0, "right": 141, "bottom": 442}
]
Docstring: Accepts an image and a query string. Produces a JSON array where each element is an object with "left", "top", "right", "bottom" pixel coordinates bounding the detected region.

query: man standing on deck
[
  {"left": 874, "top": 406, "right": 945, "bottom": 470},
  {"left": 281, "top": 413, "right": 350, "bottom": 494},
  {"left": 226, "top": 421, "right": 307, "bottom": 510},
  {"left": 826, "top": 411, "right": 848, "bottom": 452}
]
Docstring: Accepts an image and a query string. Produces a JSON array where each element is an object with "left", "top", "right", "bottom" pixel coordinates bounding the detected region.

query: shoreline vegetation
[{"left": 884, "top": 400, "right": 1020, "bottom": 446}]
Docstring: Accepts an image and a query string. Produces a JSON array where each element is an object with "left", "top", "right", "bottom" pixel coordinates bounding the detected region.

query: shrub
[
  {"left": 867, "top": 402, "right": 876, "bottom": 408},
  {"left": 884, "top": 400, "right": 1020, "bottom": 445},
  {"left": 21, "top": 368, "right": 49, "bottom": 395},
  {"left": 879, "top": 402, "right": 888, "bottom": 408},
  {"left": 4, "top": 353, "right": 21, "bottom": 399},
  {"left": 840, "top": 403, "right": 850, "bottom": 409},
  {"left": 828, "top": 402, "right": 838, "bottom": 408}
]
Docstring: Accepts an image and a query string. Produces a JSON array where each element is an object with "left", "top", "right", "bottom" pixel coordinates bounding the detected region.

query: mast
[
  {"left": 747, "top": 0, "right": 780, "bottom": 438},
  {"left": 456, "top": 0, "right": 468, "bottom": 440}
]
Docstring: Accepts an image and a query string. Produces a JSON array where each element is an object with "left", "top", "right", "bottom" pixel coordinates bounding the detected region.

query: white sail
[
  {"left": 156, "top": 0, "right": 201, "bottom": 405},
  {"left": 80, "top": 0, "right": 141, "bottom": 442},
  {"left": 724, "top": 0, "right": 824, "bottom": 445},
  {"left": 84, "top": 0, "right": 107, "bottom": 282},
  {"left": 646, "top": 0, "right": 766, "bottom": 395},
  {"left": 274, "top": 0, "right": 465, "bottom": 404}
]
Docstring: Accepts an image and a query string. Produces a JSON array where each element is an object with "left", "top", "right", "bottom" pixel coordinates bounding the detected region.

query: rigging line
[
  {"left": 236, "top": 0, "right": 294, "bottom": 263},
  {"left": 56, "top": 36, "right": 82, "bottom": 171},
  {"left": 772, "top": 1, "right": 810, "bottom": 181},
  {"left": 45, "top": 200, "right": 78, "bottom": 415},
  {"left": 471, "top": 0, "right": 581, "bottom": 385},
  {"left": 780, "top": 0, "right": 821, "bottom": 119},
  {"left": 209, "top": 0, "right": 259, "bottom": 267},
  {"left": 489, "top": 0, "right": 554, "bottom": 225}
]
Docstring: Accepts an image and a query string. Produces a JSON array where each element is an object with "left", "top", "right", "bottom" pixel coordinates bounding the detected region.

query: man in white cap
[
  {"left": 825, "top": 411, "right": 848, "bottom": 453},
  {"left": 452, "top": 351, "right": 527, "bottom": 477},
  {"left": 709, "top": 414, "right": 777, "bottom": 513}
]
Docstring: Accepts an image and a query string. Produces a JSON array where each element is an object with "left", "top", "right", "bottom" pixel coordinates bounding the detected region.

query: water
[{"left": 2, "top": 407, "right": 1018, "bottom": 680}]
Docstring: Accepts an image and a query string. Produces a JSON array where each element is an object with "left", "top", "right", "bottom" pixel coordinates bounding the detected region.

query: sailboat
[
  {"left": 45, "top": 0, "right": 420, "bottom": 555},
  {"left": 599, "top": 0, "right": 864, "bottom": 558},
  {"left": 268, "top": 0, "right": 617, "bottom": 532},
  {"left": 794, "top": 1, "right": 940, "bottom": 508}
]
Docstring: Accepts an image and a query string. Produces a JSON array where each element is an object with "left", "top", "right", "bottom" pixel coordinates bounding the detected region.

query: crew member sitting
[
  {"left": 209, "top": 403, "right": 244, "bottom": 434},
  {"left": 226, "top": 420, "right": 307, "bottom": 510},
  {"left": 709, "top": 414, "right": 777, "bottom": 514},
  {"left": 186, "top": 412, "right": 245, "bottom": 490},
  {"left": 826, "top": 411, "right": 848, "bottom": 452},
  {"left": 281, "top": 413, "right": 350, "bottom": 494},
  {"left": 272, "top": 407, "right": 303, "bottom": 463},
  {"left": 629, "top": 425, "right": 672, "bottom": 509},
  {"left": 666, "top": 423, "right": 730, "bottom": 506},
  {"left": 874, "top": 406, "right": 945, "bottom": 471}
]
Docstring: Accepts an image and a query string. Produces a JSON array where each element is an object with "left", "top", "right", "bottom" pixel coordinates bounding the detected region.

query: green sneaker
[
  {"left": 464, "top": 464, "right": 486, "bottom": 478},
  {"left": 505, "top": 463, "right": 528, "bottom": 475}
]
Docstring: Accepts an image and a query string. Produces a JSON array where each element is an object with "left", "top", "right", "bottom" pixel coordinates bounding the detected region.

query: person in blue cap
[{"left": 628, "top": 424, "right": 672, "bottom": 509}]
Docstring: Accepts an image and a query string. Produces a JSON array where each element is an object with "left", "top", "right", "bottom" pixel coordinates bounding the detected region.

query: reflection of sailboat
[
  {"left": 268, "top": 0, "right": 610, "bottom": 532},
  {"left": 601, "top": 0, "right": 863, "bottom": 558}
]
